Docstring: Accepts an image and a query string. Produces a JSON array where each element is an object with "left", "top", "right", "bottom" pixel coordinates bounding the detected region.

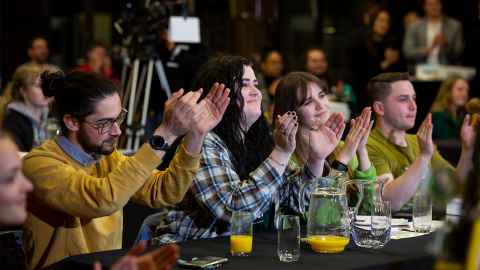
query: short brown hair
[
  {"left": 273, "top": 71, "right": 329, "bottom": 127},
  {"left": 367, "top": 72, "right": 410, "bottom": 104}
]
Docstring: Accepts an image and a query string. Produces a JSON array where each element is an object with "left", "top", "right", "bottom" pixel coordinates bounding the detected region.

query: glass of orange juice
[{"left": 230, "top": 211, "right": 253, "bottom": 256}]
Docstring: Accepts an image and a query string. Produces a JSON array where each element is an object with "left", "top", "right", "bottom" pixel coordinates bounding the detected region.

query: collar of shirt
[{"left": 56, "top": 136, "right": 99, "bottom": 166}]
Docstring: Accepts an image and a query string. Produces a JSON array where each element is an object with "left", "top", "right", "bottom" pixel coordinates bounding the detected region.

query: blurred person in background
[
  {"left": 352, "top": 8, "right": 404, "bottom": 110},
  {"left": 19, "top": 37, "right": 60, "bottom": 73},
  {"left": 257, "top": 48, "right": 285, "bottom": 117},
  {"left": 431, "top": 75, "right": 470, "bottom": 140},
  {"left": 403, "top": 0, "right": 464, "bottom": 67},
  {"left": 0, "top": 65, "right": 49, "bottom": 151},
  {"left": 304, "top": 47, "right": 357, "bottom": 113},
  {"left": 77, "top": 43, "right": 118, "bottom": 83}
]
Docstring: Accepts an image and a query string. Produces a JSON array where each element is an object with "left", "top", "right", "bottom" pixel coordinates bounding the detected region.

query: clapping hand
[
  {"left": 190, "top": 83, "right": 230, "bottom": 135},
  {"left": 157, "top": 89, "right": 203, "bottom": 138},
  {"left": 306, "top": 112, "right": 345, "bottom": 161},
  {"left": 356, "top": 107, "right": 374, "bottom": 151},
  {"left": 335, "top": 107, "right": 373, "bottom": 164},
  {"left": 273, "top": 112, "right": 299, "bottom": 155},
  {"left": 94, "top": 241, "right": 180, "bottom": 270},
  {"left": 417, "top": 113, "right": 434, "bottom": 159},
  {"left": 460, "top": 114, "right": 478, "bottom": 152}
]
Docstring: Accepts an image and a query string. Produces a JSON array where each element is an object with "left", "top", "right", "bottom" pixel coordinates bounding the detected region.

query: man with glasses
[{"left": 21, "top": 71, "right": 230, "bottom": 270}]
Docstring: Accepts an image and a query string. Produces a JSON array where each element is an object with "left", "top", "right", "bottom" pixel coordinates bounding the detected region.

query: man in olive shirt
[{"left": 366, "top": 72, "right": 477, "bottom": 211}]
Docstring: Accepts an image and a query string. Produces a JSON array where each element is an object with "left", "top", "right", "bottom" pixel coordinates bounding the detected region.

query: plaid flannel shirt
[{"left": 154, "top": 132, "right": 316, "bottom": 243}]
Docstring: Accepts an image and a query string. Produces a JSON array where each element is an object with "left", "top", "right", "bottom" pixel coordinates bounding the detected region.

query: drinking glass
[
  {"left": 352, "top": 200, "right": 391, "bottom": 249},
  {"left": 370, "top": 200, "right": 391, "bottom": 248},
  {"left": 413, "top": 192, "right": 432, "bottom": 233},
  {"left": 277, "top": 215, "right": 300, "bottom": 262},
  {"left": 230, "top": 211, "right": 253, "bottom": 256}
]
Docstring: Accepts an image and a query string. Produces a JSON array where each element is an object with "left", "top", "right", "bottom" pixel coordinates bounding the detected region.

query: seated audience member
[
  {"left": 257, "top": 48, "right": 285, "bottom": 115},
  {"left": 0, "top": 130, "right": 180, "bottom": 270},
  {"left": 366, "top": 72, "right": 477, "bottom": 211},
  {"left": 403, "top": 0, "right": 463, "bottom": 66},
  {"left": 431, "top": 75, "right": 470, "bottom": 140},
  {"left": 0, "top": 65, "right": 49, "bottom": 151},
  {"left": 304, "top": 47, "right": 357, "bottom": 112},
  {"left": 22, "top": 71, "right": 229, "bottom": 269},
  {"left": 351, "top": 8, "right": 404, "bottom": 110},
  {"left": 152, "top": 55, "right": 346, "bottom": 243},
  {"left": 77, "top": 43, "right": 118, "bottom": 82},
  {"left": 274, "top": 72, "right": 376, "bottom": 182},
  {"left": 19, "top": 37, "right": 60, "bottom": 72}
]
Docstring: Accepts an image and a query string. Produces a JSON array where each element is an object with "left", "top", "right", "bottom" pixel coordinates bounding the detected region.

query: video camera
[{"left": 114, "top": 0, "right": 172, "bottom": 59}]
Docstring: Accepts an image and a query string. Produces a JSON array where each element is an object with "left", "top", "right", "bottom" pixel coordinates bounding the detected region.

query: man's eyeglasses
[{"left": 82, "top": 108, "right": 128, "bottom": 135}]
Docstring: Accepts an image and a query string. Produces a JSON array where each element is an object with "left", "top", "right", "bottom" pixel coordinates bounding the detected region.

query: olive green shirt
[{"left": 367, "top": 128, "right": 456, "bottom": 210}]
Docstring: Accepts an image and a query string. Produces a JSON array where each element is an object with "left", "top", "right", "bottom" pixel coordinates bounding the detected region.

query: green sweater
[{"left": 431, "top": 110, "right": 464, "bottom": 140}]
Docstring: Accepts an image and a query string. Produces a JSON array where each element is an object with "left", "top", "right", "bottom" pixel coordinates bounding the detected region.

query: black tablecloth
[{"left": 53, "top": 232, "right": 435, "bottom": 270}]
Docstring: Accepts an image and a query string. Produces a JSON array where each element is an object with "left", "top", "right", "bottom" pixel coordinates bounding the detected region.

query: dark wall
[{"left": 1, "top": 0, "right": 50, "bottom": 90}]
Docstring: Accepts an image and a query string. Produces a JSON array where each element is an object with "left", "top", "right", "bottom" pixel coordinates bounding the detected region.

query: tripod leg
[
  {"left": 134, "top": 64, "right": 148, "bottom": 111},
  {"left": 126, "top": 58, "right": 140, "bottom": 151},
  {"left": 134, "top": 59, "right": 154, "bottom": 150},
  {"left": 155, "top": 60, "right": 172, "bottom": 97}
]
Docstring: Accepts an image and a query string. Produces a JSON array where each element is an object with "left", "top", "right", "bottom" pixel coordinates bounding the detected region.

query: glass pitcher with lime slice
[{"left": 299, "top": 174, "right": 353, "bottom": 253}]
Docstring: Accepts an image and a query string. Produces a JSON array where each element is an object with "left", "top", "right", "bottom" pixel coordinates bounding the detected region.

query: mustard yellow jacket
[{"left": 22, "top": 139, "right": 200, "bottom": 269}]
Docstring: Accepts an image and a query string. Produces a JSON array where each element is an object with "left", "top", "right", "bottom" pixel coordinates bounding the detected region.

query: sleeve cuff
[
  {"left": 174, "top": 141, "right": 201, "bottom": 170},
  {"left": 133, "top": 143, "right": 163, "bottom": 172},
  {"left": 352, "top": 165, "right": 377, "bottom": 181}
]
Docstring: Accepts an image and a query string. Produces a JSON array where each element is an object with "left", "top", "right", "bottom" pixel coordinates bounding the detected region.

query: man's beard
[{"left": 78, "top": 130, "right": 117, "bottom": 156}]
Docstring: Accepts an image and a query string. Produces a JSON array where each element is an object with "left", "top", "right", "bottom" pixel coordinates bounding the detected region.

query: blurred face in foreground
[{"left": 0, "top": 137, "right": 33, "bottom": 225}]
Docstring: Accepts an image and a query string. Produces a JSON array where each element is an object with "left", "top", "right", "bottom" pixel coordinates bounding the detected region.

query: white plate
[{"left": 353, "top": 216, "right": 408, "bottom": 227}]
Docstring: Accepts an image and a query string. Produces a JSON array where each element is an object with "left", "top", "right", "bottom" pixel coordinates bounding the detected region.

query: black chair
[{"left": 122, "top": 201, "right": 161, "bottom": 248}]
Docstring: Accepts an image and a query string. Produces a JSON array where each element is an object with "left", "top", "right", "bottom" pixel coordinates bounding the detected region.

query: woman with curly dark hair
[{"left": 151, "top": 55, "right": 345, "bottom": 243}]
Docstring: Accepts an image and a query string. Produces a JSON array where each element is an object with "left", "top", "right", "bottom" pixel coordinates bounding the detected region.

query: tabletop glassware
[
  {"left": 413, "top": 190, "right": 432, "bottom": 233},
  {"left": 230, "top": 211, "right": 253, "bottom": 256},
  {"left": 277, "top": 215, "right": 300, "bottom": 262},
  {"left": 352, "top": 199, "right": 391, "bottom": 249},
  {"left": 299, "top": 175, "right": 351, "bottom": 253}
]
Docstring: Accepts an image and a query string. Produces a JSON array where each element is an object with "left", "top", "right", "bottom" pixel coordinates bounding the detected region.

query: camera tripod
[{"left": 121, "top": 57, "right": 172, "bottom": 152}]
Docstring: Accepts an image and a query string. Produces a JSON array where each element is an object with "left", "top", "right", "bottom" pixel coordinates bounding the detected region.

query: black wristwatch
[
  {"left": 331, "top": 160, "right": 348, "bottom": 172},
  {"left": 149, "top": 135, "right": 170, "bottom": 151}
]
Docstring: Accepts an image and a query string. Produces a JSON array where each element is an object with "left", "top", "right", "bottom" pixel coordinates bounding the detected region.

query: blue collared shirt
[{"left": 56, "top": 136, "right": 99, "bottom": 166}]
